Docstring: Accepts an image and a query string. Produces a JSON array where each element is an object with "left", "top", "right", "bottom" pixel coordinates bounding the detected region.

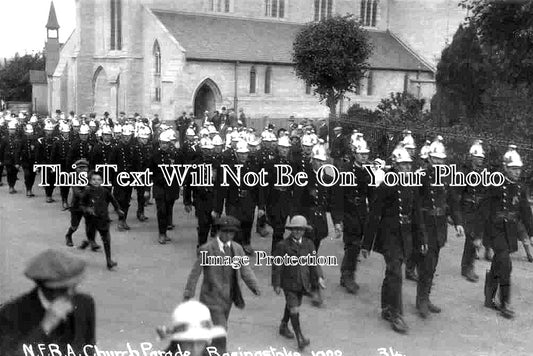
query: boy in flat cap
[
  {"left": 0, "top": 249, "right": 95, "bottom": 356},
  {"left": 272, "top": 216, "right": 325, "bottom": 351},
  {"left": 184, "top": 215, "right": 260, "bottom": 354}
]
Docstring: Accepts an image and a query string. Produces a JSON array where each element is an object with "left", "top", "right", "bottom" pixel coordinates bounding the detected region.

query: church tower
[{"left": 45, "top": 1, "right": 60, "bottom": 76}]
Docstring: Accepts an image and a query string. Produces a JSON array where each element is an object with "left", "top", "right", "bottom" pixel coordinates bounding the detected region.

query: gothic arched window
[
  {"left": 265, "top": 66, "right": 272, "bottom": 94},
  {"left": 153, "top": 41, "right": 162, "bottom": 102}
]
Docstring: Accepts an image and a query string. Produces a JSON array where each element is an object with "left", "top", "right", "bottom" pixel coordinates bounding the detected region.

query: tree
[
  {"left": 376, "top": 92, "right": 428, "bottom": 127},
  {"left": 0, "top": 52, "right": 45, "bottom": 102},
  {"left": 292, "top": 15, "right": 372, "bottom": 120},
  {"left": 434, "top": 24, "right": 489, "bottom": 124},
  {"left": 461, "top": 0, "right": 533, "bottom": 86}
]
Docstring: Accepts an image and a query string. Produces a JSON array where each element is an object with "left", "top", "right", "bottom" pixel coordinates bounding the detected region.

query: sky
[{"left": 1, "top": 0, "right": 76, "bottom": 59}]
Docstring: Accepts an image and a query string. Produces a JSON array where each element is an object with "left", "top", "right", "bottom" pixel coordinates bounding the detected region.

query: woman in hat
[
  {"left": 158, "top": 300, "right": 226, "bottom": 356},
  {"left": 272, "top": 215, "right": 325, "bottom": 351}
]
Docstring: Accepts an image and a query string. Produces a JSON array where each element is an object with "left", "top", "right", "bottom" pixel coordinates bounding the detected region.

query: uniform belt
[
  {"left": 422, "top": 207, "right": 445, "bottom": 216},
  {"left": 495, "top": 211, "right": 518, "bottom": 221},
  {"left": 463, "top": 197, "right": 482, "bottom": 205},
  {"left": 273, "top": 186, "right": 289, "bottom": 192},
  {"left": 399, "top": 214, "right": 412, "bottom": 225},
  {"left": 348, "top": 197, "right": 364, "bottom": 205}
]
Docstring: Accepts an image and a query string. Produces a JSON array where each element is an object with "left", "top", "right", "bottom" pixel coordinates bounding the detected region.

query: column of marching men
[{"left": 1, "top": 109, "right": 532, "bottom": 351}]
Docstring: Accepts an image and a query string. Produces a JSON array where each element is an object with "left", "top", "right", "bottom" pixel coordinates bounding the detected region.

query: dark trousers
[
  {"left": 154, "top": 186, "right": 177, "bottom": 234},
  {"left": 196, "top": 204, "right": 213, "bottom": 247},
  {"left": 86, "top": 218, "right": 113, "bottom": 262},
  {"left": 382, "top": 250, "right": 404, "bottom": 316},
  {"left": 6, "top": 164, "right": 18, "bottom": 188},
  {"left": 490, "top": 249, "right": 512, "bottom": 304},
  {"left": 44, "top": 169, "right": 56, "bottom": 197},
  {"left": 405, "top": 251, "right": 419, "bottom": 274},
  {"left": 209, "top": 306, "right": 231, "bottom": 354},
  {"left": 135, "top": 187, "right": 146, "bottom": 214},
  {"left": 60, "top": 186, "right": 70, "bottom": 202},
  {"left": 0, "top": 164, "right": 3, "bottom": 182},
  {"left": 341, "top": 219, "right": 363, "bottom": 273},
  {"left": 417, "top": 246, "right": 440, "bottom": 303},
  {"left": 23, "top": 167, "right": 36, "bottom": 191},
  {"left": 114, "top": 185, "right": 132, "bottom": 219},
  {"left": 67, "top": 211, "right": 93, "bottom": 242},
  {"left": 269, "top": 212, "right": 288, "bottom": 254},
  {"left": 461, "top": 230, "right": 477, "bottom": 272},
  {"left": 235, "top": 221, "right": 253, "bottom": 246}
]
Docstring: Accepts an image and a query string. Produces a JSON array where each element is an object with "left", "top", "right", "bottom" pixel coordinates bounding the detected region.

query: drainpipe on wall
[{"left": 234, "top": 61, "right": 239, "bottom": 113}]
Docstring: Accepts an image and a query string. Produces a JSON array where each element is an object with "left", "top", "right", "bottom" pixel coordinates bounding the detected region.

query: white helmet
[
  {"left": 159, "top": 129, "right": 177, "bottom": 142},
  {"left": 301, "top": 135, "right": 314, "bottom": 147},
  {"left": 71, "top": 118, "right": 81, "bottom": 127},
  {"left": 201, "top": 140, "right": 214, "bottom": 150},
  {"left": 312, "top": 143, "right": 328, "bottom": 161},
  {"left": 277, "top": 136, "right": 291, "bottom": 148},
  {"left": 79, "top": 124, "right": 90, "bottom": 135},
  {"left": 113, "top": 125, "right": 122, "bottom": 134},
  {"left": 230, "top": 131, "right": 241, "bottom": 142},
  {"left": 60, "top": 123, "right": 71, "bottom": 133},
  {"left": 419, "top": 140, "right": 431, "bottom": 159},
  {"left": 101, "top": 125, "right": 113, "bottom": 135},
  {"left": 392, "top": 146, "right": 413, "bottom": 163},
  {"left": 24, "top": 124, "right": 34, "bottom": 134},
  {"left": 138, "top": 125, "right": 151, "bottom": 139},
  {"left": 208, "top": 126, "right": 218, "bottom": 134},
  {"left": 30, "top": 115, "right": 38, "bottom": 124},
  {"left": 18, "top": 112, "right": 25, "bottom": 119},
  {"left": 186, "top": 128, "right": 196, "bottom": 136},
  {"left": 235, "top": 140, "right": 250, "bottom": 153},
  {"left": 200, "top": 128, "right": 209, "bottom": 137},
  {"left": 212, "top": 135, "right": 224, "bottom": 146},
  {"left": 122, "top": 124, "right": 134, "bottom": 136},
  {"left": 89, "top": 120, "right": 97, "bottom": 128},
  {"left": 428, "top": 135, "right": 446, "bottom": 159},
  {"left": 7, "top": 120, "right": 17, "bottom": 130},
  {"left": 503, "top": 145, "right": 523, "bottom": 167},
  {"left": 469, "top": 139, "right": 485, "bottom": 158},
  {"left": 44, "top": 121, "right": 55, "bottom": 131},
  {"left": 402, "top": 133, "right": 416, "bottom": 149},
  {"left": 353, "top": 135, "right": 370, "bottom": 154},
  {"left": 169, "top": 300, "right": 226, "bottom": 341}
]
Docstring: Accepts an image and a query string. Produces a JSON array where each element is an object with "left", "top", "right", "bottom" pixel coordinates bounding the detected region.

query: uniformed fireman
[
  {"left": 110, "top": 124, "right": 135, "bottom": 231},
  {"left": 91, "top": 125, "right": 115, "bottom": 170},
  {"left": 482, "top": 145, "right": 533, "bottom": 319},
  {"left": 19, "top": 124, "right": 38, "bottom": 197},
  {"left": 132, "top": 125, "right": 153, "bottom": 222},
  {"left": 416, "top": 136, "right": 464, "bottom": 319},
  {"left": 259, "top": 135, "right": 294, "bottom": 254},
  {"left": 214, "top": 140, "right": 258, "bottom": 255},
  {"left": 68, "top": 124, "right": 92, "bottom": 169},
  {"left": 51, "top": 123, "right": 73, "bottom": 209},
  {"left": 0, "top": 120, "right": 21, "bottom": 194},
  {"left": 151, "top": 129, "right": 181, "bottom": 244},
  {"left": 361, "top": 146, "right": 426, "bottom": 334},
  {"left": 37, "top": 121, "right": 58, "bottom": 202},
  {"left": 332, "top": 134, "right": 373, "bottom": 294},
  {"left": 455, "top": 140, "right": 488, "bottom": 282}
]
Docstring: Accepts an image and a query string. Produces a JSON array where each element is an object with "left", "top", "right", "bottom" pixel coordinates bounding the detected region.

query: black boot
[
  {"left": 65, "top": 228, "right": 74, "bottom": 247},
  {"left": 102, "top": 235, "right": 117, "bottom": 270},
  {"left": 279, "top": 307, "right": 294, "bottom": 339},
  {"left": 340, "top": 271, "right": 359, "bottom": 294},
  {"left": 310, "top": 286, "right": 323, "bottom": 307},
  {"left": 137, "top": 210, "right": 147, "bottom": 222},
  {"left": 290, "top": 313, "right": 310, "bottom": 350},
  {"left": 499, "top": 285, "right": 514, "bottom": 319},
  {"left": 484, "top": 270, "right": 499, "bottom": 310}
]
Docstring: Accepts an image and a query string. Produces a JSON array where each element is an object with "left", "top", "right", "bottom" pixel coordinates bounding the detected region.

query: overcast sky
[{"left": 1, "top": 0, "right": 75, "bottom": 59}]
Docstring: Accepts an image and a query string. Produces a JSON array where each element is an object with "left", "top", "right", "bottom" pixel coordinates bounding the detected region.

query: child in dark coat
[
  {"left": 272, "top": 215, "right": 325, "bottom": 351},
  {"left": 80, "top": 170, "right": 124, "bottom": 270}
]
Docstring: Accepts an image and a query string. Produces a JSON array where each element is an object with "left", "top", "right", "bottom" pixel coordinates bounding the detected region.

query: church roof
[
  {"left": 46, "top": 1, "right": 60, "bottom": 30},
  {"left": 30, "top": 70, "right": 47, "bottom": 84},
  {"left": 151, "top": 10, "right": 434, "bottom": 72}
]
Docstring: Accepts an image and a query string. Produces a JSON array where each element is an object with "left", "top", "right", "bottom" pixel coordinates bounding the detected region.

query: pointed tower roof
[{"left": 46, "top": 1, "right": 60, "bottom": 30}]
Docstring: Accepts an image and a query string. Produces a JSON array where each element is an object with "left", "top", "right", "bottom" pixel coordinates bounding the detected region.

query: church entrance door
[{"left": 194, "top": 84, "right": 216, "bottom": 119}]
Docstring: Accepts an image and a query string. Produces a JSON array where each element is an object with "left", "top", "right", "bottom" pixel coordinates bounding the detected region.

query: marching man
[
  {"left": 482, "top": 145, "right": 533, "bottom": 319},
  {"left": 361, "top": 146, "right": 426, "bottom": 334}
]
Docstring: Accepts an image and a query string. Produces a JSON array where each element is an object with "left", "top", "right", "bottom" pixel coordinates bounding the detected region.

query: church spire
[{"left": 46, "top": 1, "right": 60, "bottom": 30}]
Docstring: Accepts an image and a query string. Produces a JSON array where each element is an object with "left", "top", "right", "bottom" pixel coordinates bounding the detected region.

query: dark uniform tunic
[
  {"left": 109, "top": 140, "right": 135, "bottom": 220},
  {"left": 332, "top": 159, "right": 373, "bottom": 274},
  {"left": 18, "top": 135, "right": 39, "bottom": 191},
  {"left": 481, "top": 176, "right": 533, "bottom": 306},
  {"left": 416, "top": 166, "right": 461, "bottom": 304},
  {"left": 362, "top": 180, "right": 426, "bottom": 316},
  {"left": 36, "top": 136, "right": 57, "bottom": 198},
  {"left": 184, "top": 152, "right": 219, "bottom": 247},
  {"left": 52, "top": 136, "right": 73, "bottom": 202},
  {"left": 0, "top": 134, "right": 20, "bottom": 188},
  {"left": 455, "top": 163, "right": 489, "bottom": 273},
  {"left": 132, "top": 141, "right": 153, "bottom": 217}
]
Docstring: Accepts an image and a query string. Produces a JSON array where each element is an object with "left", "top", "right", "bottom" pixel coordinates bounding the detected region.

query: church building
[{"left": 32, "top": 0, "right": 463, "bottom": 123}]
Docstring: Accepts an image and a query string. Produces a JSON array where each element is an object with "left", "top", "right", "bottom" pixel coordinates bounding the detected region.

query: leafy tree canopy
[
  {"left": 292, "top": 15, "right": 372, "bottom": 116},
  {"left": 0, "top": 52, "right": 45, "bottom": 102}
]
